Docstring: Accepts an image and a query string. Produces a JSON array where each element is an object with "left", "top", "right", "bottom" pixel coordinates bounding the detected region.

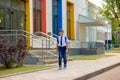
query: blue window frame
[{"left": 52, "top": 0, "right": 62, "bottom": 36}]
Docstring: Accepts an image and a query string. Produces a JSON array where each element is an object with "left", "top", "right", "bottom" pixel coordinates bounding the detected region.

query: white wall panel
[
  {"left": 62, "top": 0, "right": 67, "bottom": 35},
  {"left": 46, "top": 0, "right": 52, "bottom": 33},
  {"left": 29, "top": 0, "right": 33, "bottom": 34}
]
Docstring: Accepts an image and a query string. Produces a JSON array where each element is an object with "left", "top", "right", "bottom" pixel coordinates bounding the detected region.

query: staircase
[
  {"left": 0, "top": 29, "right": 73, "bottom": 65},
  {"left": 27, "top": 31, "right": 73, "bottom": 64}
]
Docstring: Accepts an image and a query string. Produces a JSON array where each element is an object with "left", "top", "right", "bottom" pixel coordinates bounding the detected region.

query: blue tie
[{"left": 60, "top": 36, "right": 62, "bottom": 46}]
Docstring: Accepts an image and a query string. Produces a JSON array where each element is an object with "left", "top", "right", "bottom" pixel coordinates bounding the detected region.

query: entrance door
[
  {"left": 0, "top": 9, "right": 25, "bottom": 42},
  {"left": 10, "top": 10, "right": 26, "bottom": 42},
  {"left": 11, "top": 10, "right": 17, "bottom": 30},
  {"left": 11, "top": 10, "right": 25, "bottom": 30},
  {"left": 0, "top": 0, "right": 26, "bottom": 42}
]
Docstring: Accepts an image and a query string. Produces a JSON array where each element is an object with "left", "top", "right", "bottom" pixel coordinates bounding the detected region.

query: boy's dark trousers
[{"left": 58, "top": 46, "right": 67, "bottom": 68}]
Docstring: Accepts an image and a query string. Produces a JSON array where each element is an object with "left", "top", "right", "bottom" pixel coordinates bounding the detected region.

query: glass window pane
[
  {"left": 0, "top": 8, "right": 4, "bottom": 29},
  {"left": 67, "top": 4, "right": 71, "bottom": 39},
  {"left": 33, "top": 0, "right": 41, "bottom": 32},
  {"left": 53, "top": 7, "right": 58, "bottom": 15},
  {"left": 53, "top": 17, "right": 58, "bottom": 33},
  {"left": 34, "top": 0, "right": 40, "bottom": 10},
  {"left": 11, "top": 11, "right": 17, "bottom": 29},
  {"left": 36, "top": 0, "right": 40, "bottom": 10},
  {"left": 67, "top": 5, "right": 70, "bottom": 11},
  {"left": 12, "top": 0, "right": 25, "bottom": 11},
  {"left": 36, "top": 10, "right": 41, "bottom": 31},
  {"left": 53, "top": 0, "right": 58, "bottom": 6},
  {"left": 0, "top": 0, "right": 10, "bottom": 8},
  {"left": 5, "top": 9, "right": 10, "bottom": 29},
  {"left": 18, "top": 11, "right": 25, "bottom": 30}
]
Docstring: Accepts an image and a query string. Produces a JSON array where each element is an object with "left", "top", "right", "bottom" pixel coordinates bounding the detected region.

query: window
[
  {"left": 53, "top": 0, "right": 58, "bottom": 6},
  {"left": 34, "top": 0, "right": 41, "bottom": 33},
  {"left": 0, "top": 0, "right": 26, "bottom": 42},
  {"left": 67, "top": 4, "right": 71, "bottom": 39},
  {"left": 0, "top": 9, "right": 4, "bottom": 29},
  {"left": 52, "top": 0, "right": 62, "bottom": 36},
  {"left": 0, "top": 0, "right": 11, "bottom": 8},
  {"left": 67, "top": 2, "right": 74, "bottom": 40},
  {"left": 52, "top": 0, "right": 58, "bottom": 36},
  {"left": 12, "top": 0, "right": 25, "bottom": 11},
  {"left": 17, "top": 11, "right": 25, "bottom": 30},
  {"left": 5, "top": 9, "right": 11, "bottom": 29}
]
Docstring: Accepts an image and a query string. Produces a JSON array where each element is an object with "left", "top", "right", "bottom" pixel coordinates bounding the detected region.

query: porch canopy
[{"left": 78, "top": 14, "right": 106, "bottom": 26}]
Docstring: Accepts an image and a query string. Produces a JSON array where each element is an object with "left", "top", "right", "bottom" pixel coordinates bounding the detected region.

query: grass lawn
[
  {"left": 72, "top": 54, "right": 113, "bottom": 60},
  {"left": 109, "top": 48, "right": 120, "bottom": 53},
  {"left": 0, "top": 65, "right": 55, "bottom": 76}
]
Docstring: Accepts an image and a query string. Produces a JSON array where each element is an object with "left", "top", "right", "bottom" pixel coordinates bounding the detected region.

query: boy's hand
[{"left": 66, "top": 49, "right": 68, "bottom": 53}]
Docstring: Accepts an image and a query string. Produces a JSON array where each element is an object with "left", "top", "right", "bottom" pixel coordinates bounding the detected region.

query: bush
[
  {"left": 0, "top": 37, "right": 27, "bottom": 69},
  {"left": 113, "top": 44, "right": 119, "bottom": 48}
]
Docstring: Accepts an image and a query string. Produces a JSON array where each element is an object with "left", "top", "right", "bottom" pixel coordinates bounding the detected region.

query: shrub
[{"left": 0, "top": 37, "right": 27, "bottom": 69}]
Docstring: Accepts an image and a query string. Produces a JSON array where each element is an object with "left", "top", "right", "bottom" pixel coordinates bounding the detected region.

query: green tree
[{"left": 99, "top": 0, "right": 120, "bottom": 45}]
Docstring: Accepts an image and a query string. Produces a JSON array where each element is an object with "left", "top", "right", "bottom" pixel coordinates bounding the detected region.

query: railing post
[
  {"left": 31, "top": 35, "right": 33, "bottom": 48},
  {"left": 46, "top": 38, "right": 49, "bottom": 64},
  {"left": 46, "top": 38, "right": 48, "bottom": 64},
  {"left": 49, "top": 37, "right": 50, "bottom": 49},
  {"left": 46, "top": 38, "right": 47, "bottom": 52},
  {"left": 16, "top": 30, "right": 18, "bottom": 43},
  {"left": 42, "top": 39, "right": 44, "bottom": 64}
]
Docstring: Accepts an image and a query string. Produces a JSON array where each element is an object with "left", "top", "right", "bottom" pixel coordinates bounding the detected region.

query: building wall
[
  {"left": 43, "top": 0, "right": 87, "bottom": 41},
  {"left": 79, "top": 24, "right": 86, "bottom": 42},
  {"left": 27, "top": 0, "right": 111, "bottom": 46},
  {"left": 87, "top": 1, "right": 112, "bottom": 43},
  {"left": 46, "top": 0, "right": 52, "bottom": 33},
  {"left": 67, "top": 0, "right": 87, "bottom": 41},
  {"left": 29, "top": 0, "right": 33, "bottom": 34},
  {"left": 0, "top": 0, "right": 111, "bottom": 48},
  {"left": 87, "top": 1, "right": 97, "bottom": 42},
  {"left": 62, "top": 0, "right": 67, "bottom": 35}
]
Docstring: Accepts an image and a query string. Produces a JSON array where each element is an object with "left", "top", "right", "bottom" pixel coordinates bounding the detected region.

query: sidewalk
[{"left": 0, "top": 53, "right": 120, "bottom": 80}]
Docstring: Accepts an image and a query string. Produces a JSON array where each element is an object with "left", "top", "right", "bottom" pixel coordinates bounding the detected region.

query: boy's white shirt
[{"left": 57, "top": 35, "right": 68, "bottom": 47}]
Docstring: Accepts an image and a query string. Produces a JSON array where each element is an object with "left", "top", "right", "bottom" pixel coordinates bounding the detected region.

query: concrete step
[
  {"left": 29, "top": 49, "right": 58, "bottom": 55},
  {"left": 24, "top": 49, "right": 73, "bottom": 64},
  {"left": 39, "top": 56, "right": 73, "bottom": 64},
  {"left": 24, "top": 52, "right": 73, "bottom": 65}
]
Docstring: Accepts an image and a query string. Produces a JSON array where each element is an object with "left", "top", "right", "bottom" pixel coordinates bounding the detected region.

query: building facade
[{"left": 0, "top": 0, "right": 112, "bottom": 53}]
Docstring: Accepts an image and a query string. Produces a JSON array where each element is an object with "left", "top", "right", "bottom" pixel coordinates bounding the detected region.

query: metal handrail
[
  {"left": 20, "top": 29, "right": 45, "bottom": 39},
  {"left": 0, "top": 29, "right": 58, "bottom": 64},
  {"left": 51, "top": 33, "right": 59, "bottom": 38},
  {"left": 35, "top": 31, "right": 57, "bottom": 40},
  {"left": 0, "top": 29, "right": 56, "bottom": 46},
  {"left": 0, "top": 29, "right": 84, "bottom": 49}
]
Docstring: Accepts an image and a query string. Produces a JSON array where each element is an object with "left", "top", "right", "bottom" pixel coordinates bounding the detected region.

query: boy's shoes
[
  {"left": 59, "top": 67, "right": 67, "bottom": 70},
  {"left": 63, "top": 67, "right": 66, "bottom": 69},
  {"left": 59, "top": 67, "right": 62, "bottom": 70}
]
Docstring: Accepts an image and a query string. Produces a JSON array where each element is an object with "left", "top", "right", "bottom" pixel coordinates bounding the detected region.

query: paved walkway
[
  {"left": 88, "top": 66, "right": 120, "bottom": 80},
  {"left": 1, "top": 53, "right": 120, "bottom": 80}
]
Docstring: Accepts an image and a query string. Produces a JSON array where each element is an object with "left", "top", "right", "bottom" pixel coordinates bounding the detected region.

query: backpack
[{"left": 57, "top": 36, "right": 67, "bottom": 44}]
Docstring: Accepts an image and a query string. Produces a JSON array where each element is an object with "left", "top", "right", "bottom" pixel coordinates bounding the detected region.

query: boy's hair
[{"left": 59, "top": 29, "right": 64, "bottom": 32}]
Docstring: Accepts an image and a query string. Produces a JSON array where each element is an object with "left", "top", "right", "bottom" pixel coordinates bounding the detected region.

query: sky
[{"left": 89, "top": 0, "right": 103, "bottom": 7}]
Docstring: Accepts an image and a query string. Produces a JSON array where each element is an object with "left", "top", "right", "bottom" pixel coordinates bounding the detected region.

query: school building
[{"left": 0, "top": 0, "right": 112, "bottom": 55}]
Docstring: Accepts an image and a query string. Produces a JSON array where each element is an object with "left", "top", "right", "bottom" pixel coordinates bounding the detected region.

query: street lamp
[
  {"left": 105, "top": 21, "right": 109, "bottom": 51},
  {"left": 105, "top": 32, "right": 108, "bottom": 51}
]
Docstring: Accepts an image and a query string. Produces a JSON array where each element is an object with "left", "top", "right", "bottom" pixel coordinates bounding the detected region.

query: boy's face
[{"left": 59, "top": 31, "right": 64, "bottom": 36}]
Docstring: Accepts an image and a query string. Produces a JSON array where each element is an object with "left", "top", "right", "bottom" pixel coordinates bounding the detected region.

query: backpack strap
[
  {"left": 57, "top": 37, "right": 59, "bottom": 44},
  {"left": 65, "top": 36, "right": 67, "bottom": 43}
]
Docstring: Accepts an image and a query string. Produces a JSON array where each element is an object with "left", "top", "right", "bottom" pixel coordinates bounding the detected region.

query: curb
[
  {"left": 0, "top": 67, "right": 54, "bottom": 79},
  {"left": 74, "top": 62, "right": 120, "bottom": 80}
]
